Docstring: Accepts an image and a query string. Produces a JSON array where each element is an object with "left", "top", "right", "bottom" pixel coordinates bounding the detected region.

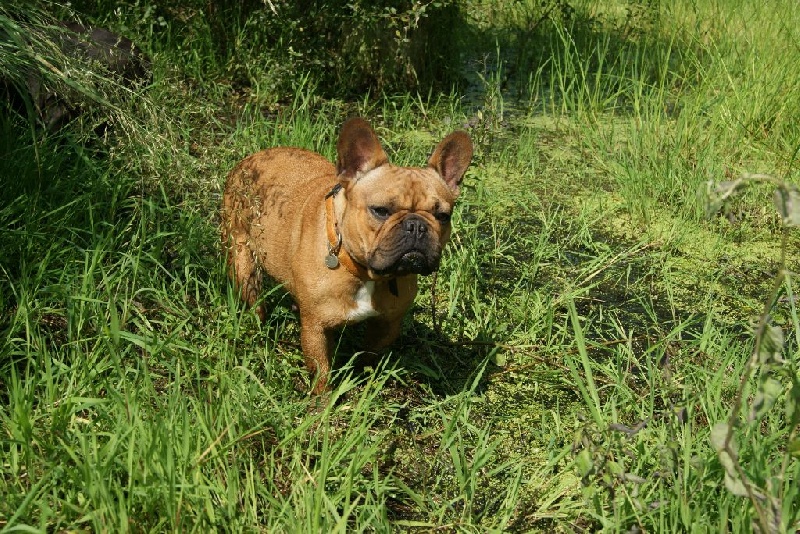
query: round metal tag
[{"left": 325, "top": 254, "right": 339, "bottom": 269}]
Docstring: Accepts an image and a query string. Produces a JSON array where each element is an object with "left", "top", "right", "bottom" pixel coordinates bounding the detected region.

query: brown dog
[{"left": 221, "top": 118, "right": 473, "bottom": 393}]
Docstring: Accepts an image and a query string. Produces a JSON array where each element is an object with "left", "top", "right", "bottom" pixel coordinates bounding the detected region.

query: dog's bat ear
[
  {"left": 428, "top": 131, "right": 473, "bottom": 197},
  {"left": 336, "top": 118, "right": 389, "bottom": 180}
]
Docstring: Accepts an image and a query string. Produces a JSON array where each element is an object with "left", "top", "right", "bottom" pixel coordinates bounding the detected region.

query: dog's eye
[
  {"left": 370, "top": 206, "right": 391, "bottom": 220},
  {"left": 435, "top": 212, "right": 451, "bottom": 223}
]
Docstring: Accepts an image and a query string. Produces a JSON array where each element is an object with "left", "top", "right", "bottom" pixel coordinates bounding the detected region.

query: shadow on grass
[
  {"left": 255, "top": 303, "right": 497, "bottom": 398},
  {"left": 0, "top": 113, "right": 221, "bottom": 369}
]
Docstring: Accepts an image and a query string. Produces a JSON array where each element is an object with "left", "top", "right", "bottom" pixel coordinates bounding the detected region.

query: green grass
[{"left": 2, "top": 0, "right": 800, "bottom": 531}]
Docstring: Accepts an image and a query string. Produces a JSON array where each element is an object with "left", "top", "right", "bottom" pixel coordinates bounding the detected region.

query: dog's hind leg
[{"left": 225, "top": 229, "right": 266, "bottom": 321}]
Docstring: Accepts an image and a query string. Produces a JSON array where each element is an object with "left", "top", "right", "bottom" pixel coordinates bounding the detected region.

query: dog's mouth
[{"left": 370, "top": 250, "right": 439, "bottom": 277}]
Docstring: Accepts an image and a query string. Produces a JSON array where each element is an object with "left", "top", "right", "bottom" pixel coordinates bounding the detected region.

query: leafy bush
[{"left": 65, "top": 0, "right": 466, "bottom": 98}]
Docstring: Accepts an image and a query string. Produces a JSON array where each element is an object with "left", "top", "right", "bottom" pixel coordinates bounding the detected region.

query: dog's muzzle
[{"left": 368, "top": 214, "right": 441, "bottom": 276}]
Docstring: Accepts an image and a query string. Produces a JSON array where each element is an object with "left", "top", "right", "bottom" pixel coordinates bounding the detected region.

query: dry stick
[
  {"left": 572, "top": 240, "right": 656, "bottom": 291},
  {"left": 716, "top": 172, "right": 789, "bottom": 527},
  {"left": 722, "top": 228, "right": 788, "bottom": 530},
  {"left": 194, "top": 424, "right": 231, "bottom": 466},
  {"left": 430, "top": 271, "right": 440, "bottom": 335},
  {"left": 778, "top": 274, "right": 800, "bottom": 514}
]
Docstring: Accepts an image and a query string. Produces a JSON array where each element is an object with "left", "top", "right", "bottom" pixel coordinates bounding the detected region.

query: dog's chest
[{"left": 347, "top": 281, "right": 380, "bottom": 321}]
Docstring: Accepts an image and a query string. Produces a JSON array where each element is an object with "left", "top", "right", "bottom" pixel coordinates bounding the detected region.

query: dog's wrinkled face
[
  {"left": 333, "top": 118, "right": 473, "bottom": 280},
  {"left": 339, "top": 165, "right": 457, "bottom": 277}
]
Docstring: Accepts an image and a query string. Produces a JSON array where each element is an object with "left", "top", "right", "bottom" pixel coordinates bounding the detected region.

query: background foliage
[{"left": 59, "top": 0, "right": 466, "bottom": 98}]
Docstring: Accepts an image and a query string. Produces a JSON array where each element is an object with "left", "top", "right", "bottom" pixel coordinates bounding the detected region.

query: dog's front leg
[
  {"left": 300, "top": 315, "right": 333, "bottom": 394},
  {"left": 364, "top": 317, "right": 404, "bottom": 353}
]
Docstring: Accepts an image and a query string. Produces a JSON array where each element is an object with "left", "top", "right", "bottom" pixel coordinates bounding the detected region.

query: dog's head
[{"left": 333, "top": 118, "right": 473, "bottom": 278}]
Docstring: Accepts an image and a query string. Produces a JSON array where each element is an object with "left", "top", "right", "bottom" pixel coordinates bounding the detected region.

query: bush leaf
[
  {"left": 723, "top": 471, "right": 749, "bottom": 497},
  {"left": 709, "top": 421, "right": 733, "bottom": 454},
  {"left": 749, "top": 376, "right": 783, "bottom": 422},
  {"left": 756, "top": 324, "right": 784, "bottom": 366},
  {"left": 773, "top": 185, "right": 800, "bottom": 227},
  {"left": 787, "top": 381, "right": 800, "bottom": 425}
]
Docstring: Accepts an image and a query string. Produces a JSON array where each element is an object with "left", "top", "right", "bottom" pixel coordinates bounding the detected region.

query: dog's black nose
[{"left": 402, "top": 215, "right": 428, "bottom": 237}]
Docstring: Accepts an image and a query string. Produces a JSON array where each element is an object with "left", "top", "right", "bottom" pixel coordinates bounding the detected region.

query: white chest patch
[{"left": 348, "top": 281, "right": 380, "bottom": 322}]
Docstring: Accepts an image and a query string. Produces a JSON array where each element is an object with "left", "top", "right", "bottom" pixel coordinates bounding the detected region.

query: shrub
[{"left": 65, "top": 0, "right": 466, "bottom": 98}]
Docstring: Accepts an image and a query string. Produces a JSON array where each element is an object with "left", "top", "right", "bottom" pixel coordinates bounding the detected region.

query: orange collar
[{"left": 325, "top": 185, "right": 369, "bottom": 280}]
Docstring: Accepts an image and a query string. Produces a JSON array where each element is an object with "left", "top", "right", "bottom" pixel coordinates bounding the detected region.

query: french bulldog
[{"left": 221, "top": 118, "right": 473, "bottom": 393}]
